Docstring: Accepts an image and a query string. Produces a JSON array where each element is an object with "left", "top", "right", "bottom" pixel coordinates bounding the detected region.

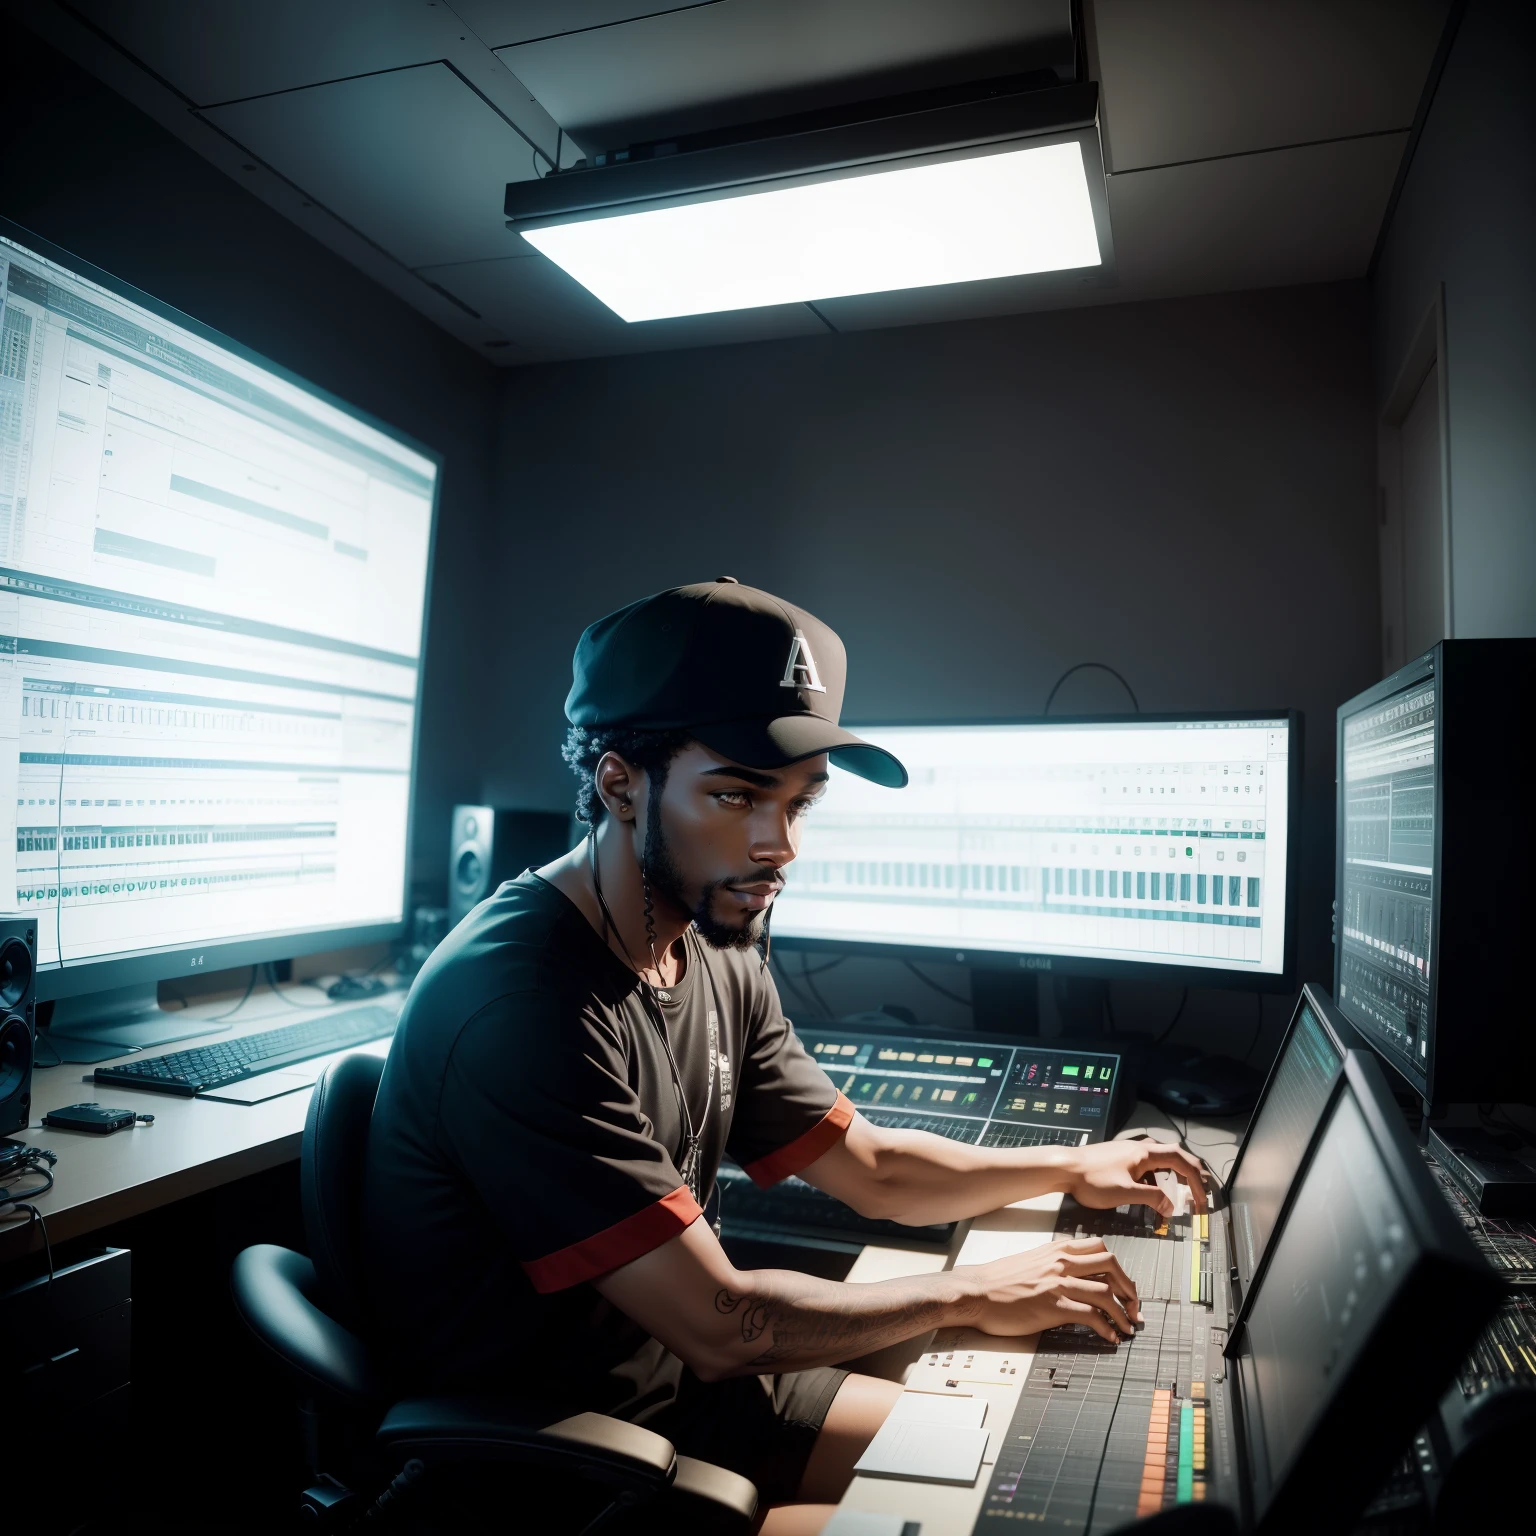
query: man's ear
[{"left": 594, "top": 751, "right": 639, "bottom": 822}]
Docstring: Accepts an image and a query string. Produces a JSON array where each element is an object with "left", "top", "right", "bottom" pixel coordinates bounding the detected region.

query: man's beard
[{"left": 643, "top": 808, "right": 768, "bottom": 952}]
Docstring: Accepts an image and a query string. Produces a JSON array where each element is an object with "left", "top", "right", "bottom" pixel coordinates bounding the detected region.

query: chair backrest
[{"left": 301, "top": 1050, "right": 385, "bottom": 1330}]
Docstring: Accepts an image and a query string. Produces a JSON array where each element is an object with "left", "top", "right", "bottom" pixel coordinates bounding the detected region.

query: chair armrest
[
  {"left": 663, "top": 1455, "right": 758, "bottom": 1532},
  {"left": 230, "top": 1244, "right": 379, "bottom": 1409},
  {"left": 378, "top": 1400, "right": 676, "bottom": 1495}
]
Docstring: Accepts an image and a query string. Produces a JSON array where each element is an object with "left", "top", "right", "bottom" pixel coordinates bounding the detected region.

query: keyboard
[
  {"left": 93, "top": 1004, "right": 397, "bottom": 1096},
  {"left": 716, "top": 1161, "right": 957, "bottom": 1252},
  {"left": 981, "top": 1121, "right": 1089, "bottom": 1149}
]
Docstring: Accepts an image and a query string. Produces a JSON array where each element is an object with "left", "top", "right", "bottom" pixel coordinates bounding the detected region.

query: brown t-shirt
[{"left": 361, "top": 871, "right": 850, "bottom": 1419}]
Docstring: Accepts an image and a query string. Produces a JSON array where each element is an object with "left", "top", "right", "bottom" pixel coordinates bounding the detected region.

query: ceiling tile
[
  {"left": 815, "top": 268, "right": 1114, "bottom": 333},
  {"left": 1093, "top": 0, "right": 1449, "bottom": 172},
  {"left": 418, "top": 253, "right": 826, "bottom": 362},
  {"left": 201, "top": 63, "right": 540, "bottom": 269},
  {"left": 452, "top": 3, "right": 711, "bottom": 50},
  {"left": 496, "top": 0, "right": 1071, "bottom": 151},
  {"left": 1107, "top": 131, "right": 1409, "bottom": 297},
  {"left": 69, "top": 0, "right": 448, "bottom": 104}
]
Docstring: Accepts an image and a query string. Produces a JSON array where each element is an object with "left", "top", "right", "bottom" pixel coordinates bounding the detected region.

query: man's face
[{"left": 642, "top": 744, "right": 829, "bottom": 950}]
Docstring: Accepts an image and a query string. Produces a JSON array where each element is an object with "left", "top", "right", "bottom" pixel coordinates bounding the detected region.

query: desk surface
[{"left": 0, "top": 987, "right": 398, "bottom": 1259}]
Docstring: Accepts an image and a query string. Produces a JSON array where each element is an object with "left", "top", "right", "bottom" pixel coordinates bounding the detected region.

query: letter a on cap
[{"left": 780, "top": 629, "right": 827, "bottom": 693}]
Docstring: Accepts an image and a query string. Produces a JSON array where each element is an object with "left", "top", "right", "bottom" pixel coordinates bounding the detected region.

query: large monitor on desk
[
  {"left": 0, "top": 222, "right": 438, "bottom": 1049},
  {"left": 1334, "top": 640, "right": 1536, "bottom": 1108},
  {"left": 772, "top": 713, "right": 1300, "bottom": 991}
]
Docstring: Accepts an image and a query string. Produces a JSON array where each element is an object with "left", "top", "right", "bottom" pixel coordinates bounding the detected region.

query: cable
[
  {"left": 260, "top": 962, "right": 333, "bottom": 1009},
  {"left": 798, "top": 957, "right": 846, "bottom": 978},
  {"left": 799, "top": 952, "right": 834, "bottom": 1017},
  {"left": 1152, "top": 989, "right": 1189, "bottom": 1046},
  {"left": 1042, "top": 662, "right": 1139, "bottom": 716},
  {"left": 769, "top": 953, "right": 820, "bottom": 1017},
  {"left": 204, "top": 966, "right": 258, "bottom": 1022},
  {"left": 902, "top": 960, "right": 972, "bottom": 1009},
  {"left": 1243, "top": 994, "right": 1264, "bottom": 1062},
  {"left": 13, "top": 1204, "right": 54, "bottom": 1285}
]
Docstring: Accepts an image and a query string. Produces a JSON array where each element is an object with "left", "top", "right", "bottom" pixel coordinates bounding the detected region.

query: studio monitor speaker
[
  {"left": 450, "top": 807, "right": 572, "bottom": 924},
  {"left": 0, "top": 921, "right": 36, "bottom": 1137}
]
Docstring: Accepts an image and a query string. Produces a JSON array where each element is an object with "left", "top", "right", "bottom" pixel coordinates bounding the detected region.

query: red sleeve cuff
[
  {"left": 742, "top": 1093, "right": 855, "bottom": 1189},
  {"left": 521, "top": 1185, "right": 703, "bottom": 1294}
]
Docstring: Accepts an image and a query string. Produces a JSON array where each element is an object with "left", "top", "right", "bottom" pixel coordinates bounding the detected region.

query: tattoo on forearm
[
  {"left": 715, "top": 1282, "right": 952, "bottom": 1370},
  {"left": 714, "top": 1288, "right": 769, "bottom": 1342}
]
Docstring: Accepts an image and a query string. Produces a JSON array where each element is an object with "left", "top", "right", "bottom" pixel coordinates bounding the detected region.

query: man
[{"left": 363, "top": 579, "right": 1206, "bottom": 1534}]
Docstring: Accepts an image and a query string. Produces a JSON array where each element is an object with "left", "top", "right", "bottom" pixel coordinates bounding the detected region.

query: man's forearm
[
  {"left": 841, "top": 1128, "right": 1076, "bottom": 1225},
  {"left": 709, "top": 1267, "right": 977, "bottom": 1377}
]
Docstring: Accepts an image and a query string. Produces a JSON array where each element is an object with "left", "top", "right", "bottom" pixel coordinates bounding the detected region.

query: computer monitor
[
  {"left": 771, "top": 713, "right": 1300, "bottom": 995},
  {"left": 1234, "top": 1048, "right": 1502, "bottom": 1531},
  {"left": 1223, "top": 983, "right": 1349, "bottom": 1304},
  {"left": 1334, "top": 640, "right": 1536, "bottom": 1108},
  {"left": 0, "top": 222, "right": 438, "bottom": 1050}
]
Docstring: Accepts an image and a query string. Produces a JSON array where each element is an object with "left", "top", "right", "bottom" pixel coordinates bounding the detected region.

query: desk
[
  {"left": 835, "top": 1108, "right": 1244, "bottom": 1535},
  {"left": 0, "top": 989, "right": 397, "bottom": 1261}
]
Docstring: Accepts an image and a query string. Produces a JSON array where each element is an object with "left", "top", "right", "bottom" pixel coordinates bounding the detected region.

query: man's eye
[
  {"left": 715, "top": 791, "right": 751, "bottom": 808},
  {"left": 790, "top": 798, "right": 820, "bottom": 819}
]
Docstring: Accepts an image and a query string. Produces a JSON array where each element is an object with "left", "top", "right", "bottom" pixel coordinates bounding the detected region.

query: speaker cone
[
  {"left": 0, "top": 1013, "right": 30, "bottom": 1100},
  {"left": 0, "top": 937, "right": 32, "bottom": 1009}
]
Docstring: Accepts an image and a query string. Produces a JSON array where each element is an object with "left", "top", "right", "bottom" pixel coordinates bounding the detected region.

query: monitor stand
[{"left": 44, "top": 983, "right": 233, "bottom": 1064}]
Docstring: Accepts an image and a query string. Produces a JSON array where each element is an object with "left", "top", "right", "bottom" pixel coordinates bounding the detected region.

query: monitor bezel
[
  {"left": 0, "top": 216, "right": 442, "bottom": 1003},
  {"left": 772, "top": 709, "right": 1302, "bottom": 993},
  {"left": 1332, "top": 647, "right": 1440, "bottom": 1102},
  {"left": 1222, "top": 982, "right": 1352, "bottom": 1299},
  {"left": 1229, "top": 1048, "right": 1501, "bottom": 1529}
]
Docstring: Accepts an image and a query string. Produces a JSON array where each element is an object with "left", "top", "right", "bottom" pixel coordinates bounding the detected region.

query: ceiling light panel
[{"left": 520, "top": 139, "right": 1102, "bottom": 322}]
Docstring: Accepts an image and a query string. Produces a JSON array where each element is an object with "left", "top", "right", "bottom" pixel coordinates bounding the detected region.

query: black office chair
[{"left": 231, "top": 1051, "right": 757, "bottom": 1532}]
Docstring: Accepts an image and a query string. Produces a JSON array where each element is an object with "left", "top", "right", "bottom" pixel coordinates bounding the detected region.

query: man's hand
[
  {"left": 1065, "top": 1139, "right": 1210, "bottom": 1216},
  {"left": 958, "top": 1237, "right": 1141, "bottom": 1344}
]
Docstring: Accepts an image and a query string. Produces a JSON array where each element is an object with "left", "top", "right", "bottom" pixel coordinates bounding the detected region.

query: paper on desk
[
  {"left": 956, "top": 1225, "right": 1058, "bottom": 1265},
  {"left": 854, "top": 1419, "right": 989, "bottom": 1485},
  {"left": 200, "top": 1069, "right": 320, "bottom": 1104},
  {"left": 889, "top": 1392, "right": 987, "bottom": 1428},
  {"left": 820, "top": 1512, "right": 912, "bottom": 1536}
]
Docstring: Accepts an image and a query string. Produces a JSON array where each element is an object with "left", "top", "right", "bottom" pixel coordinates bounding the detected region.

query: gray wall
[
  {"left": 493, "top": 282, "right": 1380, "bottom": 1055},
  {"left": 0, "top": 27, "right": 501, "bottom": 887},
  {"left": 1373, "top": 0, "right": 1536, "bottom": 638}
]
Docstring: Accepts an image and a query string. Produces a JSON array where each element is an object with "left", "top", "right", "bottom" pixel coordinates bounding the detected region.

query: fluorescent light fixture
[{"left": 521, "top": 139, "right": 1101, "bottom": 323}]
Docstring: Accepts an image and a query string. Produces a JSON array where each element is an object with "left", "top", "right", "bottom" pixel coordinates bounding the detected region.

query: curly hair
[{"left": 561, "top": 724, "right": 693, "bottom": 826}]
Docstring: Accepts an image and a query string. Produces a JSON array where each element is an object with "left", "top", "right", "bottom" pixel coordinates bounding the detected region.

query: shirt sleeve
[
  {"left": 437, "top": 987, "right": 701, "bottom": 1294},
  {"left": 725, "top": 968, "right": 853, "bottom": 1188}
]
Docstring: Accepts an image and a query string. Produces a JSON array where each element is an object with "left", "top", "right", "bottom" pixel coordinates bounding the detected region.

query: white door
[{"left": 1398, "top": 361, "right": 1448, "bottom": 660}]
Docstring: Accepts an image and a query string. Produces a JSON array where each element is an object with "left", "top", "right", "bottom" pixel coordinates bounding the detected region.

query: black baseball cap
[{"left": 565, "top": 578, "right": 907, "bottom": 788}]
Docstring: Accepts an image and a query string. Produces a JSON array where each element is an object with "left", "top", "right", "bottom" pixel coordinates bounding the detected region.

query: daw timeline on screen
[
  {"left": 0, "top": 232, "right": 433, "bottom": 969},
  {"left": 774, "top": 720, "right": 1292, "bottom": 976},
  {"left": 1337, "top": 681, "right": 1435, "bottom": 1064}
]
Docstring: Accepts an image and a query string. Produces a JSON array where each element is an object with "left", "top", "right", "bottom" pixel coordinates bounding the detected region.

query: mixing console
[
  {"left": 1423, "top": 1150, "right": 1536, "bottom": 1282},
  {"left": 1456, "top": 1291, "right": 1536, "bottom": 1399},
  {"left": 973, "top": 1299, "right": 1235, "bottom": 1533},
  {"left": 1054, "top": 1202, "right": 1219, "bottom": 1306},
  {"left": 1423, "top": 1146, "right": 1536, "bottom": 1409}
]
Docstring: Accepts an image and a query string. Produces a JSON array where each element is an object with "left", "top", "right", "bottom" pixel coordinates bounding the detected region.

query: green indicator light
[
  {"left": 977, "top": 1058, "right": 994, "bottom": 1068},
  {"left": 1101, "top": 1066, "right": 1113, "bottom": 1080},
  {"left": 1177, "top": 1400, "right": 1194, "bottom": 1501},
  {"left": 1061, "top": 1065, "right": 1079, "bottom": 1076}
]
